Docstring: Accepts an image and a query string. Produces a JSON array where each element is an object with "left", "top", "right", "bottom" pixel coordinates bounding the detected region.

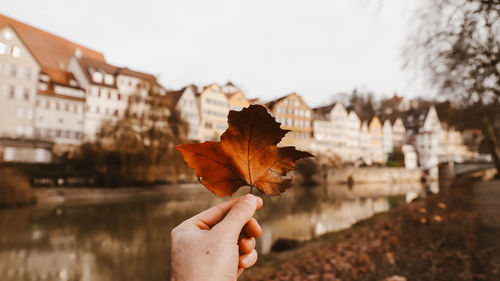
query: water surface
[{"left": 0, "top": 182, "right": 429, "bottom": 281}]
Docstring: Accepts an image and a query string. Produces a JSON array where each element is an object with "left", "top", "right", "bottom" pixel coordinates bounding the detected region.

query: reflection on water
[{"left": 0, "top": 182, "right": 428, "bottom": 281}]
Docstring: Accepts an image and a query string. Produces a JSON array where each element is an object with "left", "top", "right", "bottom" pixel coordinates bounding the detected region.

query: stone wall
[{"left": 326, "top": 167, "right": 423, "bottom": 184}]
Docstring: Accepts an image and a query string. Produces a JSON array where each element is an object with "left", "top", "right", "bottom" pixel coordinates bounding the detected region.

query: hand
[{"left": 171, "top": 194, "right": 264, "bottom": 281}]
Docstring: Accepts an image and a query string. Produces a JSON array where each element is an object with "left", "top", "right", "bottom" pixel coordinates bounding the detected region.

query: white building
[
  {"left": 359, "top": 121, "right": 371, "bottom": 162},
  {"left": 392, "top": 117, "right": 406, "bottom": 148},
  {"left": 346, "top": 111, "right": 361, "bottom": 162},
  {"left": 311, "top": 103, "right": 349, "bottom": 160},
  {"left": 415, "top": 106, "right": 446, "bottom": 169},
  {"left": 0, "top": 26, "right": 39, "bottom": 139},
  {"left": 402, "top": 144, "right": 418, "bottom": 169},
  {"left": 169, "top": 85, "right": 200, "bottom": 141},
  {"left": 382, "top": 119, "right": 393, "bottom": 162},
  {"left": 34, "top": 69, "right": 85, "bottom": 154}
]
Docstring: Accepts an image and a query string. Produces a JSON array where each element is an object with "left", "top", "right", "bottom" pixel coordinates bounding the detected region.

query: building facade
[
  {"left": 346, "top": 111, "right": 361, "bottom": 162},
  {"left": 198, "top": 84, "right": 229, "bottom": 141},
  {"left": 392, "top": 117, "right": 406, "bottom": 148},
  {"left": 369, "top": 117, "right": 384, "bottom": 164},
  {"left": 359, "top": 121, "right": 371, "bottom": 162},
  {"left": 415, "top": 106, "right": 446, "bottom": 169},
  {"left": 0, "top": 26, "right": 39, "bottom": 138},
  {"left": 34, "top": 70, "right": 85, "bottom": 154},
  {"left": 267, "top": 93, "right": 312, "bottom": 151},
  {"left": 382, "top": 119, "right": 393, "bottom": 162},
  {"left": 170, "top": 85, "right": 200, "bottom": 141},
  {"left": 226, "top": 91, "right": 250, "bottom": 111}
]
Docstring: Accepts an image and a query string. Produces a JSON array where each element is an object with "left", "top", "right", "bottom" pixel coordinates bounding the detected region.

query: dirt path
[{"left": 240, "top": 177, "right": 500, "bottom": 281}]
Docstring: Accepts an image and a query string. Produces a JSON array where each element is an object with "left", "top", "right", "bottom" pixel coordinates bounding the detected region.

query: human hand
[{"left": 170, "top": 194, "right": 264, "bottom": 281}]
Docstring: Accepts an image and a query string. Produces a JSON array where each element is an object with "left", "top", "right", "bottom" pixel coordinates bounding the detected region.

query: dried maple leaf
[{"left": 175, "top": 104, "right": 314, "bottom": 197}]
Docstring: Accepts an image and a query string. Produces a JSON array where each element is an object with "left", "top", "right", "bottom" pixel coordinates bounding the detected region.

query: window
[
  {"left": 8, "top": 86, "right": 14, "bottom": 99},
  {"left": 16, "top": 126, "right": 23, "bottom": 136},
  {"left": 92, "top": 72, "right": 103, "bottom": 83},
  {"left": 27, "top": 109, "right": 33, "bottom": 120},
  {"left": 11, "top": 46, "right": 20, "bottom": 58},
  {"left": 4, "top": 31, "right": 13, "bottom": 40},
  {"left": 23, "top": 88, "right": 30, "bottom": 101},
  {"left": 104, "top": 74, "right": 114, "bottom": 85},
  {"left": 0, "top": 42, "right": 5, "bottom": 54},
  {"left": 10, "top": 65, "right": 16, "bottom": 77},
  {"left": 16, "top": 108, "right": 24, "bottom": 118}
]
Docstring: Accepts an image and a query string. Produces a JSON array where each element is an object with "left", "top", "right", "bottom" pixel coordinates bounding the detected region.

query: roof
[
  {"left": 312, "top": 103, "right": 336, "bottom": 121},
  {"left": 76, "top": 57, "right": 120, "bottom": 88},
  {"left": 265, "top": 94, "right": 289, "bottom": 110},
  {"left": 248, "top": 98, "right": 260, "bottom": 104},
  {"left": 0, "top": 13, "right": 105, "bottom": 71},
  {"left": 38, "top": 68, "right": 85, "bottom": 101},
  {"left": 119, "top": 67, "right": 157, "bottom": 84}
]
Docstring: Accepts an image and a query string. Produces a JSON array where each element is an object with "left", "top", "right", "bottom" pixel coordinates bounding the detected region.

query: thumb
[{"left": 211, "top": 194, "right": 261, "bottom": 241}]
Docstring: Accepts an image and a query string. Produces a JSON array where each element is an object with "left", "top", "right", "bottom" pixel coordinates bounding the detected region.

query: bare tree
[{"left": 408, "top": 0, "right": 500, "bottom": 176}]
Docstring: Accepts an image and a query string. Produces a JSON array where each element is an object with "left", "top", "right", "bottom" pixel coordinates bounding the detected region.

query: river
[{"left": 0, "top": 181, "right": 436, "bottom": 281}]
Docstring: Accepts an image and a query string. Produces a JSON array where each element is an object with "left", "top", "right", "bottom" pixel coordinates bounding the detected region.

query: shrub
[{"left": 0, "top": 168, "right": 35, "bottom": 207}]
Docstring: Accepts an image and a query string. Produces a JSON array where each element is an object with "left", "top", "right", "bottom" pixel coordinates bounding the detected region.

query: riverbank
[
  {"left": 33, "top": 183, "right": 204, "bottom": 206},
  {"left": 240, "top": 172, "right": 500, "bottom": 281}
]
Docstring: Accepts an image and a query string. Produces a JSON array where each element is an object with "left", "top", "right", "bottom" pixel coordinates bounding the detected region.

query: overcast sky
[{"left": 1, "top": 0, "right": 427, "bottom": 107}]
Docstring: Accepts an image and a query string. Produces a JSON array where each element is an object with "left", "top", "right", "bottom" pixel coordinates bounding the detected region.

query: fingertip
[
  {"left": 239, "top": 249, "right": 258, "bottom": 268},
  {"left": 244, "top": 218, "right": 262, "bottom": 238},
  {"left": 238, "top": 236, "right": 255, "bottom": 254},
  {"left": 256, "top": 196, "right": 263, "bottom": 209}
]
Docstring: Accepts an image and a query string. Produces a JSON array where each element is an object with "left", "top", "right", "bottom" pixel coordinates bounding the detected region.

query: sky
[{"left": 1, "top": 0, "right": 428, "bottom": 107}]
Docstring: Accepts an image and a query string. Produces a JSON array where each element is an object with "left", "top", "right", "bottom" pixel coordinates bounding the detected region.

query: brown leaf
[{"left": 175, "top": 104, "right": 314, "bottom": 197}]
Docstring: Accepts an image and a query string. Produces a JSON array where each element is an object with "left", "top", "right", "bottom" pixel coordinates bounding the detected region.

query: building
[
  {"left": 266, "top": 93, "right": 312, "bottom": 151},
  {"left": 0, "top": 26, "right": 39, "bottom": 138},
  {"left": 0, "top": 13, "right": 106, "bottom": 161},
  {"left": 443, "top": 128, "right": 470, "bottom": 162},
  {"left": 392, "top": 117, "right": 406, "bottom": 148},
  {"left": 415, "top": 106, "right": 446, "bottom": 169},
  {"left": 382, "top": 119, "right": 393, "bottom": 162},
  {"left": 402, "top": 144, "right": 418, "bottom": 169},
  {"left": 311, "top": 103, "right": 348, "bottom": 159},
  {"left": 68, "top": 56, "right": 162, "bottom": 142},
  {"left": 68, "top": 57, "right": 121, "bottom": 141},
  {"left": 34, "top": 69, "right": 85, "bottom": 154},
  {"left": 169, "top": 85, "right": 200, "bottom": 141},
  {"left": 368, "top": 116, "right": 384, "bottom": 164},
  {"left": 346, "top": 111, "right": 361, "bottom": 162},
  {"left": 226, "top": 91, "right": 250, "bottom": 111},
  {"left": 359, "top": 121, "right": 371, "bottom": 162},
  {"left": 197, "top": 84, "right": 229, "bottom": 141}
]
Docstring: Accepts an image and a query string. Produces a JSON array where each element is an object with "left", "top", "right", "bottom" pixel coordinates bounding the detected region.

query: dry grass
[{"left": 0, "top": 168, "right": 35, "bottom": 207}]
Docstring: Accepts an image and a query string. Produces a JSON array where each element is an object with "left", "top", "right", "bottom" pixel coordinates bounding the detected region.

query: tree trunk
[{"left": 482, "top": 115, "right": 500, "bottom": 178}]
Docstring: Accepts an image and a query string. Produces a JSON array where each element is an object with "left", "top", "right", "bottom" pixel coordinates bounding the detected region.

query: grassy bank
[
  {"left": 0, "top": 169, "right": 36, "bottom": 208},
  {"left": 240, "top": 174, "right": 499, "bottom": 281}
]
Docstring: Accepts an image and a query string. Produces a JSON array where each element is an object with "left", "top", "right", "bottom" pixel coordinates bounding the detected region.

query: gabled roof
[
  {"left": 75, "top": 57, "right": 120, "bottom": 88},
  {"left": 38, "top": 68, "right": 85, "bottom": 101},
  {"left": 0, "top": 13, "right": 105, "bottom": 71},
  {"left": 312, "top": 103, "right": 336, "bottom": 121},
  {"left": 119, "top": 67, "right": 157, "bottom": 85}
]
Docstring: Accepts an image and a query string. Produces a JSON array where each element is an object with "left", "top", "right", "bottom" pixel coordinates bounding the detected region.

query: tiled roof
[
  {"left": 76, "top": 57, "right": 120, "bottom": 88},
  {"left": 312, "top": 103, "right": 336, "bottom": 121},
  {"left": 119, "top": 67, "right": 157, "bottom": 85},
  {"left": 0, "top": 13, "right": 105, "bottom": 71},
  {"left": 38, "top": 68, "right": 85, "bottom": 101}
]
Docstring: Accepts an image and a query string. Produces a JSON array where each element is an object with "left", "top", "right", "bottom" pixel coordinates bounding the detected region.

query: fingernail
[
  {"left": 242, "top": 195, "right": 257, "bottom": 207},
  {"left": 241, "top": 251, "right": 255, "bottom": 265}
]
